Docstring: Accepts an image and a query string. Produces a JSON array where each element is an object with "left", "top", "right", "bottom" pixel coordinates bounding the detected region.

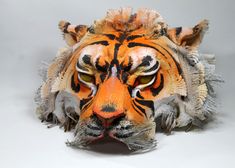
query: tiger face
[{"left": 35, "top": 8, "right": 220, "bottom": 152}]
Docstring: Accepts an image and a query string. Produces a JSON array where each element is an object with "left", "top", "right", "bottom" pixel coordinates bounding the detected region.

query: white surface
[{"left": 1, "top": 0, "right": 235, "bottom": 168}]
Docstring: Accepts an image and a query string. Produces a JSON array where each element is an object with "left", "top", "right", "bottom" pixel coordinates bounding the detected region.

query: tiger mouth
[{"left": 66, "top": 114, "right": 157, "bottom": 152}]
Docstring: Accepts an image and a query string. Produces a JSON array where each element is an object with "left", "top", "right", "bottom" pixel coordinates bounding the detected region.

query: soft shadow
[{"left": 78, "top": 137, "right": 133, "bottom": 155}]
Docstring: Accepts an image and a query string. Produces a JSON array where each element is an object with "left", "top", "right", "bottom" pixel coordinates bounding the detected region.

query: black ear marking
[{"left": 175, "top": 27, "right": 182, "bottom": 36}]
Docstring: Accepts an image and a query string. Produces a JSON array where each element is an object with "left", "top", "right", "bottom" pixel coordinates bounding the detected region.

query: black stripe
[
  {"left": 154, "top": 43, "right": 182, "bottom": 75},
  {"left": 133, "top": 100, "right": 147, "bottom": 118},
  {"left": 128, "top": 42, "right": 182, "bottom": 74},
  {"left": 136, "top": 91, "right": 144, "bottom": 99},
  {"left": 135, "top": 99, "right": 155, "bottom": 115},
  {"left": 114, "top": 43, "right": 121, "bottom": 60},
  {"left": 80, "top": 97, "right": 92, "bottom": 110},
  {"left": 143, "top": 61, "right": 159, "bottom": 73},
  {"left": 100, "top": 73, "right": 106, "bottom": 82},
  {"left": 126, "top": 35, "right": 143, "bottom": 41},
  {"left": 120, "top": 56, "right": 133, "bottom": 72},
  {"left": 150, "top": 74, "right": 164, "bottom": 96},
  {"left": 77, "top": 61, "right": 89, "bottom": 71},
  {"left": 71, "top": 74, "right": 80, "bottom": 92},
  {"left": 128, "top": 42, "right": 167, "bottom": 59},
  {"left": 84, "top": 129, "right": 101, "bottom": 137},
  {"left": 113, "top": 131, "right": 134, "bottom": 139},
  {"left": 95, "top": 58, "right": 109, "bottom": 72},
  {"left": 131, "top": 102, "right": 144, "bottom": 117},
  {"left": 121, "top": 72, "right": 129, "bottom": 83},
  {"left": 103, "top": 34, "right": 116, "bottom": 40},
  {"left": 90, "top": 41, "right": 109, "bottom": 46},
  {"left": 117, "top": 33, "right": 127, "bottom": 43}
]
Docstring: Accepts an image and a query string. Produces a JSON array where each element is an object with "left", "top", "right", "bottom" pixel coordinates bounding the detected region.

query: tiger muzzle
[{"left": 92, "top": 76, "right": 128, "bottom": 127}]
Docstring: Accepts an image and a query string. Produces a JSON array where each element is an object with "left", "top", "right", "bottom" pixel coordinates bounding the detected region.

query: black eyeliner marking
[
  {"left": 150, "top": 74, "right": 164, "bottom": 96},
  {"left": 136, "top": 91, "right": 144, "bottom": 99},
  {"left": 127, "top": 85, "right": 133, "bottom": 97},
  {"left": 143, "top": 61, "right": 159, "bottom": 73},
  {"left": 77, "top": 61, "right": 89, "bottom": 71},
  {"left": 71, "top": 74, "right": 80, "bottom": 92}
]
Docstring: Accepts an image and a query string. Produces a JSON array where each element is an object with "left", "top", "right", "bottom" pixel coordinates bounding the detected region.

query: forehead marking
[
  {"left": 78, "top": 45, "right": 105, "bottom": 66},
  {"left": 128, "top": 47, "right": 157, "bottom": 71}
]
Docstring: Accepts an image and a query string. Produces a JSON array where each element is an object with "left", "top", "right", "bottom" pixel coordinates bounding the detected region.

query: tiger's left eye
[
  {"left": 137, "top": 75, "right": 155, "bottom": 85},
  {"left": 79, "top": 73, "right": 95, "bottom": 83}
]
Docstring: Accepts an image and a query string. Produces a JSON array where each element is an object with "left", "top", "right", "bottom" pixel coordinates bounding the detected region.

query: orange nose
[{"left": 92, "top": 76, "right": 127, "bottom": 126}]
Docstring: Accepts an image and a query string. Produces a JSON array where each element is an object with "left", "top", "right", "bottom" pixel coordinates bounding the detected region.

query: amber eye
[
  {"left": 137, "top": 75, "right": 155, "bottom": 85},
  {"left": 79, "top": 73, "right": 95, "bottom": 83}
]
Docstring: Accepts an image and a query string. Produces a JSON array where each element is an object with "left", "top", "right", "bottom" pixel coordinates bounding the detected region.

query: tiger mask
[{"left": 35, "top": 8, "right": 220, "bottom": 152}]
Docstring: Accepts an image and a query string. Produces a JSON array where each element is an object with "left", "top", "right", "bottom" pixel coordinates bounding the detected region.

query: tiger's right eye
[
  {"left": 79, "top": 73, "right": 95, "bottom": 83},
  {"left": 136, "top": 75, "right": 155, "bottom": 85}
]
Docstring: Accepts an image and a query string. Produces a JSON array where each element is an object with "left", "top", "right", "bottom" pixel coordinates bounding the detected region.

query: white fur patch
[
  {"left": 128, "top": 47, "right": 157, "bottom": 73},
  {"left": 78, "top": 45, "right": 106, "bottom": 66}
]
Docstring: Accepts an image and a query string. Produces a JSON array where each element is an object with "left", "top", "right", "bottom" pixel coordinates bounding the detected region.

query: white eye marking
[
  {"left": 77, "top": 74, "right": 97, "bottom": 96},
  {"left": 132, "top": 76, "right": 156, "bottom": 98},
  {"left": 128, "top": 47, "right": 157, "bottom": 72},
  {"left": 78, "top": 45, "right": 105, "bottom": 66}
]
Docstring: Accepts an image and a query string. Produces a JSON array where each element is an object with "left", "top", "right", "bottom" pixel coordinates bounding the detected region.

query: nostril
[
  {"left": 101, "top": 105, "right": 116, "bottom": 112},
  {"left": 93, "top": 112, "right": 125, "bottom": 128}
]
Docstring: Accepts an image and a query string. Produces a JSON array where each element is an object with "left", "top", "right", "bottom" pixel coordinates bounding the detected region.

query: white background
[{"left": 0, "top": 0, "right": 235, "bottom": 168}]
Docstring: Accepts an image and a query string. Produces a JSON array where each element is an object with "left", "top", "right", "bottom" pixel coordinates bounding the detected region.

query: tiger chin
[{"left": 35, "top": 8, "right": 221, "bottom": 152}]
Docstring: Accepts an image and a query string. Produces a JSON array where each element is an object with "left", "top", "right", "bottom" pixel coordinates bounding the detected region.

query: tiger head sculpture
[{"left": 35, "top": 8, "right": 220, "bottom": 152}]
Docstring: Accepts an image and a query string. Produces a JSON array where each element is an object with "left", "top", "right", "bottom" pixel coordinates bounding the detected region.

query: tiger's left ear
[
  {"left": 166, "top": 20, "right": 209, "bottom": 50},
  {"left": 58, "top": 20, "right": 88, "bottom": 46}
]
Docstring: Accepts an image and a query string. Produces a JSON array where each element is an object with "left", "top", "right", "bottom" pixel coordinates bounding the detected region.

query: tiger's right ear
[
  {"left": 58, "top": 20, "right": 88, "bottom": 46},
  {"left": 166, "top": 20, "right": 209, "bottom": 50}
]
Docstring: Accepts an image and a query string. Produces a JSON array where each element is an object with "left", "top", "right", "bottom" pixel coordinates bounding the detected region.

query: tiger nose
[{"left": 93, "top": 105, "right": 125, "bottom": 127}]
